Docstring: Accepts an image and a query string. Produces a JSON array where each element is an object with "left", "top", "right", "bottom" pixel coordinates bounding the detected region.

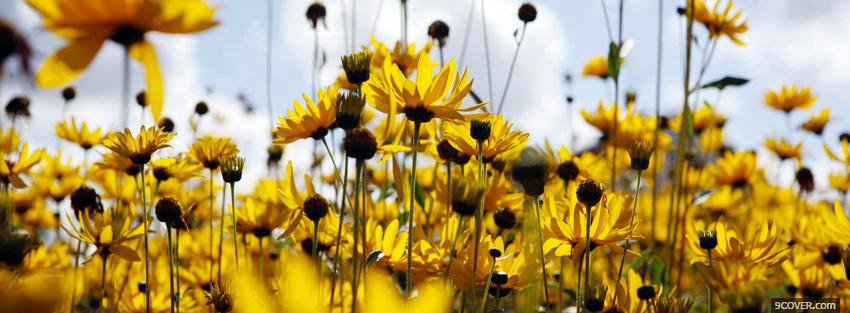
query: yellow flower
[
  {"left": 364, "top": 52, "right": 483, "bottom": 124},
  {"left": 63, "top": 210, "right": 144, "bottom": 262},
  {"left": 273, "top": 86, "right": 339, "bottom": 144},
  {"left": 149, "top": 156, "right": 202, "bottom": 182},
  {"left": 828, "top": 171, "right": 850, "bottom": 194},
  {"left": 103, "top": 126, "right": 174, "bottom": 165},
  {"left": 691, "top": 0, "right": 748, "bottom": 45},
  {"left": 710, "top": 150, "right": 757, "bottom": 188},
  {"left": 800, "top": 108, "right": 829, "bottom": 136},
  {"left": 764, "top": 136, "right": 801, "bottom": 162},
  {"left": 370, "top": 36, "right": 433, "bottom": 78},
  {"left": 607, "top": 269, "right": 661, "bottom": 312},
  {"left": 55, "top": 117, "right": 103, "bottom": 150},
  {"left": 237, "top": 197, "right": 288, "bottom": 239},
  {"left": 0, "top": 127, "right": 21, "bottom": 153},
  {"left": 19, "top": 243, "right": 71, "bottom": 274},
  {"left": 450, "top": 235, "right": 539, "bottom": 291},
  {"left": 0, "top": 143, "right": 45, "bottom": 188},
  {"left": 0, "top": 268, "right": 73, "bottom": 313},
  {"left": 189, "top": 135, "right": 238, "bottom": 169},
  {"left": 277, "top": 161, "right": 322, "bottom": 238},
  {"left": 764, "top": 84, "right": 816, "bottom": 113},
  {"left": 542, "top": 192, "right": 638, "bottom": 261},
  {"left": 26, "top": 0, "right": 219, "bottom": 121},
  {"left": 444, "top": 114, "right": 528, "bottom": 163},
  {"left": 581, "top": 55, "right": 625, "bottom": 79},
  {"left": 687, "top": 216, "right": 789, "bottom": 266}
]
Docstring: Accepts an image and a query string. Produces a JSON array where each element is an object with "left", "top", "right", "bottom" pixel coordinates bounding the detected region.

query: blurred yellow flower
[
  {"left": 273, "top": 86, "right": 339, "bottom": 144},
  {"left": 55, "top": 117, "right": 103, "bottom": 150},
  {"left": 764, "top": 84, "right": 816, "bottom": 113}
]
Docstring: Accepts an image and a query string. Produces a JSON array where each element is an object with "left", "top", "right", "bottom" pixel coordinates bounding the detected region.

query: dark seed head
[
  {"left": 5, "top": 96, "right": 30, "bottom": 119},
  {"left": 427, "top": 20, "right": 450, "bottom": 47},
  {"left": 403, "top": 105, "right": 435, "bottom": 123},
  {"left": 451, "top": 178, "right": 484, "bottom": 217},
  {"left": 840, "top": 132, "right": 850, "bottom": 143},
  {"left": 267, "top": 145, "right": 284, "bottom": 168},
  {"left": 300, "top": 238, "right": 332, "bottom": 254},
  {"left": 470, "top": 119, "right": 492, "bottom": 142},
  {"left": 518, "top": 3, "right": 538, "bottom": 23},
  {"left": 493, "top": 209, "right": 517, "bottom": 230},
  {"left": 488, "top": 248, "right": 502, "bottom": 258},
  {"left": 109, "top": 24, "right": 145, "bottom": 47},
  {"left": 306, "top": 2, "right": 327, "bottom": 28},
  {"left": 637, "top": 285, "right": 656, "bottom": 300},
  {"left": 584, "top": 283, "right": 607, "bottom": 312},
  {"left": 70, "top": 185, "right": 104, "bottom": 216},
  {"left": 437, "top": 140, "right": 460, "bottom": 162},
  {"left": 195, "top": 101, "right": 209, "bottom": 116},
  {"left": 556, "top": 160, "right": 580, "bottom": 182},
  {"left": 0, "top": 233, "right": 30, "bottom": 269},
  {"left": 698, "top": 230, "right": 718, "bottom": 250},
  {"left": 510, "top": 147, "right": 550, "bottom": 197},
  {"left": 823, "top": 245, "right": 842, "bottom": 265},
  {"left": 158, "top": 117, "right": 175, "bottom": 133},
  {"left": 303, "top": 194, "right": 330, "bottom": 222},
  {"left": 576, "top": 179, "right": 604, "bottom": 207},
  {"left": 453, "top": 153, "right": 471, "bottom": 165},
  {"left": 62, "top": 86, "right": 76, "bottom": 101},
  {"left": 795, "top": 167, "right": 814, "bottom": 193},
  {"left": 220, "top": 156, "right": 245, "bottom": 183},
  {"left": 491, "top": 271, "right": 509, "bottom": 285},
  {"left": 628, "top": 140, "right": 653, "bottom": 171},
  {"left": 343, "top": 127, "right": 378, "bottom": 160},
  {"left": 136, "top": 91, "right": 147, "bottom": 108},
  {"left": 155, "top": 197, "right": 183, "bottom": 225}
]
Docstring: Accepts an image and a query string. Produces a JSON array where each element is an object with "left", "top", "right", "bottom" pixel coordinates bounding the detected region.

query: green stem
[
  {"left": 577, "top": 252, "right": 584, "bottom": 313},
  {"left": 175, "top": 229, "right": 181, "bottom": 313},
  {"left": 167, "top": 226, "right": 175, "bottom": 313},
  {"left": 613, "top": 171, "right": 642, "bottom": 304},
  {"left": 100, "top": 253, "right": 108, "bottom": 313},
  {"left": 534, "top": 197, "right": 551, "bottom": 312},
  {"left": 446, "top": 216, "right": 465, "bottom": 278},
  {"left": 218, "top": 180, "right": 227, "bottom": 279},
  {"left": 208, "top": 168, "right": 214, "bottom": 281},
  {"left": 312, "top": 219, "right": 320, "bottom": 258},
  {"left": 406, "top": 121, "right": 421, "bottom": 297},
  {"left": 471, "top": 141, "right": 485, "bottom": 310},
  {"left": 479, "top": 257, "right": 498, "bottom": 313},
  {"left": 584, "top": 203, "right": 593, "bottom": 312},
  {"left": 139, "top": 164, "right": 151, "bottom": 313},
  {"left": 230, "top": 183, "right": 239, "bottom": 271},
  {"left": 330, "top": 156, "right": 349, "bottom": 310},
  {"left": 351, "top": 160, "right": 364, "bottom": 313},
  {"left": 70, "top": 239, "right": 82, "bottom": 313},
  {"left": 707, "top": 250, "right": 712, "bottom": 313}
]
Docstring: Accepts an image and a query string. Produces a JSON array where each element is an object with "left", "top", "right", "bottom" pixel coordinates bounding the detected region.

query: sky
[{"left": 1, "top": 0, "right": 849, "bottom": 197}]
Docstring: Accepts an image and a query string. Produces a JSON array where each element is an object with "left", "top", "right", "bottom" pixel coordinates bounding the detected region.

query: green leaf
[
  {"left": 607, "top": 41, "right": 621, "bottom": 81},
  {"left": 649, "top": 258, "right": 665, "bottom": 284},
  {"left": 682, "top": 104, "right": 694, "bottom": 140},
  {"left": 701, "top": 76, "right": 749, "bottom": 90}
]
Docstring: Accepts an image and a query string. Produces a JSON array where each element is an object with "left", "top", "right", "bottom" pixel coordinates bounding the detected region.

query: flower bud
[
  {"left": 343, "top": 127, "right": 378, "bottom": 160},
  {"left": 428, "top": 20, "right": 450, "bottom": 47},
  {"left": 62, "top": 86, "right": 76, "bottom": 101},
  {"left": 576, "top": 179, "right": 604, "bottom": 208},
  {"left": 155, "top": 197, "right": 183, "bottom": 225},
  {"left": 303, "top": 194, "right": 330, "bottom": 222},
  {"left": 470, "top": 119, "right": 491, "bottom": 142},
  {"left": 518, "top": 3, "right": 538, "bottom": 23}
]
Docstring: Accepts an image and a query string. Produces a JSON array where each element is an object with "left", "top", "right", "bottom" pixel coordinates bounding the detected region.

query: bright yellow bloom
[
  {"left": 277, "top": 161, "right": 322, "bottom": 238},
  {"left": 606, "top": 269, "right": 661, "bottom": 312},
  {"left": 55, "top": 117, "right": 103, "bottom": 150},
  {"left": 691, "top": 0, "right": 748, "bottom": 45},
  {"left": 149, "top": 156, "right": 202, "bottom": 182},
  {"left": 710, "top": 150, "right": 757, "bottom": 188},
  {"left": 800, "top": 108, "right": 829, "bottom": 136},
  {"left": 0, "top": 143, "right": 45, "bottom": 188},
  {"left": 449, "top": 235, "right": 539, "bottom": 291},
  {"left": 63, "top": 210, "right": 144, "bottom": 262},
  {"left": 543, "top": 192, "right": 638, "bottom": 261},
  {"left": 687, "top": 216, "right": 789, "bottom": 266},
  {"left": 237, "top": 197, "right": 288, "bottom": 239},
  {"left": 582, "top": 55, "right": 622, "bottom": 79},
  {"left": 364, "top": 52, "right": 483, "bottom": 124},
  {"left": 370, "top": 36, "right": 433, "bottom": 78},
  {"left": 103, "top": 126, "right": 174, "bottom": 165},
  {"left": 0, "top": 268, "right": 73, "bottom": 313},
  {"left": 764, "top": 136, "right": 801, "bottom": 162},
  {"left": 0, "top": 127, "right": 21, "bottom": 153},
  {"left": 443, "top": 115, "right": 528, "bottom": 162},
  {"left": 189, "top": 135, "right": 238, "bottom": 169},
  {"left": 828, "top": 171, "right": 850, "bottom": 194},
  {"left": 764, "top": 84, "right": 816, "bottom": 113},
  {"left": 26, "top": 0, "right": 219, "bottom": 121},
  {"left": 273, "top": 86, "right": 339, "bottom": 144}
]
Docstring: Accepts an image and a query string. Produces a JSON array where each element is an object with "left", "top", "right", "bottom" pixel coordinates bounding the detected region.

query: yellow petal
[
  {"left": 129, "top": 40, "right": 164, "bottom": 121},
  {"left": 111, "top": 245, "right": 141, "bottom": 262},
  {"left": 35, "top": 35, "right": 107, "bottom": 88}
]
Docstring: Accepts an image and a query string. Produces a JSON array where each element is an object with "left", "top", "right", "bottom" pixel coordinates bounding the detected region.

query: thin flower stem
[
  {"left": 584, "top": 202, "right": 593, "bottom": 311},
  {"left": 612, "top": 171, "right": 642, "bottom": 304},
  {"left": 480, "top": 0, "right": 494, "bottom": 106},
  {"left": 175, "top": 230, "right": 181, "bottom": 313},
  {"left": 406, "top": 121, "right": 421, "bottom": 298},
  {"left": 312, "top": 28, "right": 319, "bottom": 100},
  {"left": 218, "top": 179, "right": 227, "bottom": 279},
  {"left": 100, "top": 254, "right": 108, "bottom": 313},
  {"left": 312, "top": 219, "right": 320, "bottom": 258},
  {"left": 139, "top": 164, "right": 152, "bottom": 313},
  {"left": 167, "top": 226, "right": 176, "bottom": 313},
  {"left": 208, "top": 168, "right": 214, "bottom": 280},
  {"left": 258, "top": 237, "right": 265, "bottom": 279},
  {"left": 230, "top": 183, "right": 239, "bottom": 271},
  {"left": 446, "top": 161, "right": 453, "bottom": 221},
  {"left": 446, "top": 215, "right": 465, "bottom": 278},
  {"left": 479, "top": 257, "right": 498, "bottom": 313},
  {"left": 70, "top": 239, "right": 82, "bottom": 313},
  {"left": 533, "top": 197, "right": 551, "bottom": 312},
  {"left": 650, "top": 0, "right": 663, "bottom": 253},
  {"left": 577, "top": 252, "right": 584, "bottom": 313},
  {"left": 496, "top": 22, "right": 528, "bottom": 115},
  {"left": 458, "top": 0, "right": 476, "bottom": 67},
  {"left": 401, "top": 0, "right": 409, "bottom": 47},
  {"left": 322, "top": 137, "right": 354, "bottom": 210},
  {"left": 471, "top": 141, "right": 485, "bottom": 310},
  {"left": 329, "top": 156, "right": 349, "bottom": 310},
  {"left": 351, "top": 160, "right": 363, "bottom": 313},
  {"left": 599, "top": 0, "right": 615, "bottom": 42},
  {"left": 707, "top": 250, "right": 713, "bottom": 313}
]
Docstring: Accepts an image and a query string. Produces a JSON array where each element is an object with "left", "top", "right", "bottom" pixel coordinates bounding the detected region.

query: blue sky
[{"left": 2, "top": 0, "right": 850, "bottom": 196}]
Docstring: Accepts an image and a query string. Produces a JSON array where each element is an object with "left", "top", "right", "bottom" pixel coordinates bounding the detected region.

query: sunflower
[
  {"left": 691, "top": 0, "right": 748, "bottom": 45},
  {"left": 26, "top": 0, "right": 219, "bottom": 121},
  {"left": 710, "top": 150, "right": 757, "bottom": 188},
  {"left": 443, "top": 115, "right": 528, "bottom": 163},
  {"left": 764, "top": 84, "right": 816, "bottom": 113},
  {"left": 63, "top": 209, "right": 144, "bottom": 262},
  {"left": 800, "top": 108, "right": 829, "bottom": 136},
  {"left": 103, "top": 126, "right": 174, "bottom": 165},
  {"left": 55, "top": 117, "right": 104, "bottom": 150},
  {"left": 273, "top": 86, "right": 339, "bottom": 144},
  {"left": 764, "top": 136, "right": 801, "bottom": 162},
  {"left": 189, "top": 136, "right": 238, "bottom": 169},
  {"left": 363, "top": 53, "right": 483, "bottom": 124},
  {"left": 687, "top": 216, "right": 789, "bottom": 266},
  {"left": 0, "top": 143, "right": 45, "bottom": 188}
]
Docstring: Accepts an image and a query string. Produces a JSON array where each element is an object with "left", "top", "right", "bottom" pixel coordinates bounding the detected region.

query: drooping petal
[
  {"left": 35, "top": 35, "right": 107, "bottom": 88},
  {"left": 129, "top": 40, "right": 164, "bottom": 121}
]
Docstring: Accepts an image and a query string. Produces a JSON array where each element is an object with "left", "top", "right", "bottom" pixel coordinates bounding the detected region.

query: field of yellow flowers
[{"left": 0, "top": 0, "right": 848, "bottom": 312}]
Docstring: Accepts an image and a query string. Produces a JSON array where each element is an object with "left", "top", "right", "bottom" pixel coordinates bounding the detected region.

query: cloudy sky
[{"left": 2, "top": 0, "right": 849, "bottom": 195}]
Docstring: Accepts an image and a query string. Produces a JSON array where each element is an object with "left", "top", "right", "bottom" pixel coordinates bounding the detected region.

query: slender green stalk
[
  {"left": 496, "top": 22, "right": 529, "bottom": 115},
  {"left": 167, "top": 226, "right": 175, "bottom": 313},
  {"left": 446, "top": 216, "right": 465, "bottom": 277},
  {"left": 650, "top": 0, "right": 663, "bottom": 252},
  {"left": 329, "top": 156, "right": 349, "bottom": 309},
  {"left": 208, "top": 168, "right": 214, "bottom": 280},
  {"left": 406, "top": 122, "right": 421, "bottom": 297},
  {"left": 218, "top": 181, "right": 227, "bottom": 279},
  {"left": 458, "top": 0, "right": 476, "bottom": 67},
  {"left": 479, "top": 256, "right": 498, "bottom": 313},
  {"left": 139, "top": 164, "right": 151, "bottom": 313},
  {"left": 584, "top": 202, "right": 593, "bottom": 312},
  {"left": 175, "top": 229, "right": 181, "bottom": 313},
  {"left": 100, "top": 253, "right": 108, "bottom": 313},
  {"left": 312, "top": 219, "right": 320, "bottom": 259},
  {"left": 613, "top": 172, "right": 642, "bottom": 304},
  {"left": 312, "top": 27, "right": 319, "bottom": 100},
  {"left": 230, "top": 183, "right": 239, "bottom": 270},
  {"left": 471, "top": 141, "right": 485, "bottom": 309},
  {"left": 533, "top": 197, "right": 551, "bottom": 312},
  {"left": 707, "top": 250, "right": 713, "bottom": 313},
  {"left": 479, "top": 0, "right": 494, "bottom": 107},
  {"left": 351, "top": 160, "right": 364, "bottom": 312},
  {"left": 401, "top": 0, "right": 409, "bottom": 47},
  {"left": 576, "top": 252, "right": 584, "bottom": 313}
]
